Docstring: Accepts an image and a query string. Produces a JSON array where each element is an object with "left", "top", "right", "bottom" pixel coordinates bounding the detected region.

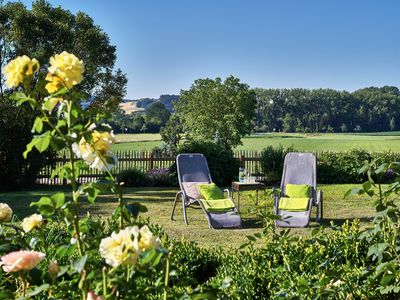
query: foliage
[
  {"left": 146, "top": 168, "right": 177, "bottom": 187},
  {"left": 142, "top": 102, "right": 171, "bottom": 133},
  {"left": 254, "top": 86, "right": 400, "bottom": 133},
  {"left": 174, "top": 140, "right": 240, "bottom": 187},
  {"left": 259, "top": 145, "right": 400, "bottom": 184},
  {"left": 117, "top": 168, "right": 149, "bottom": 187},
  {"left": 117, "top": 168, "right": 177, "bottom": 187},
  {"left": 259, "top": 145, "right": 294, "bottom": 182},
  {"left": 0, "top": 0, "right": 127, "bottom": 189},
  {"left": 0, "top": 52, "right": 170, "bottom": 299},
  {"left": 175, "top": 76, "right": 256, "bottom": 150},
  {"left": 160, "top": 114, "right": 182, "bottom": 154}
]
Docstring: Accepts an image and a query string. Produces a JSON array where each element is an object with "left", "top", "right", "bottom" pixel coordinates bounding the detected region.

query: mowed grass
[
  {"left": 0, "top": 184, "right": 378, "bottom": 249},
  {"left": 112, "top": 132, "right": 400, "bottom": 152}
]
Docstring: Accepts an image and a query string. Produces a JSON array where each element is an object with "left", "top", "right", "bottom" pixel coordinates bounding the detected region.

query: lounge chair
[
  {"left": 170, "top": 153, "right": 242, "bottom": 229},
  {"left": 274, "top": 152, "right": 323, "bottom": 227}
]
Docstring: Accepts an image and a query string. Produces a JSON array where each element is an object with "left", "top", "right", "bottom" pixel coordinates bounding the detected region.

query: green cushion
[
  {"left": 285, "top": 184, "right": 311, "bottom": 198},
  {"left": 200, "top": 198, "right": 236, "bottom": 212},
  {"left": 278, "top": 197, "right": 309, "bottom": 211},
  {"left": 197, "top": 183, "right": 224, "bottom": 200}
]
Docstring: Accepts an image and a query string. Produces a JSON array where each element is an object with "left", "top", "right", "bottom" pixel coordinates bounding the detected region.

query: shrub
[
  {"left": 147, "top": 168, "right": 177, "bottom": 187},
  {"left": 117, "top": 168, "right": 149, "bottom": 187},
  {"left": 259, "top": 145, "right": 294, "bottom": 183},
  {"left": 173, "top": 141, "right": 240, "bottom": 187}
]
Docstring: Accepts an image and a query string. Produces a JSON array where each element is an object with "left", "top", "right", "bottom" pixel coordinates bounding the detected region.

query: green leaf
[
  {"left": 23, "top": 138, "right": 39, "bottom": 159},
  {"left": 32, "top": 117, "right": 43, "bottom": 133},
  {"left": 10, "top": 92, "right": 36, "bottom": 108},
  {"left": 70, "top": 255, "right": 87, "bottom": 274},
  {"left": 34, "top": 133, "right": 51, "bottom": 153},
  {"left": 51, "top": 192, "right": 65, "bottom": 208},
  {"left": 367, "top": 242, "right": 389, "bottom": 260},
  {"left": 25, "top": 284, "right": 50, "bottom": 298}
]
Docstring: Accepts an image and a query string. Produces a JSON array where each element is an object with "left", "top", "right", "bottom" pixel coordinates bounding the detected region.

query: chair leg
[
  {"left": 170, "top": 191, "right": 181, "bottom": 221},
  {"left": 182, "top": 198, "right": 189, "bottom": 225}
]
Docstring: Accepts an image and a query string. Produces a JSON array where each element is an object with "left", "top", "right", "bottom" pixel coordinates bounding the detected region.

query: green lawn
[
  {"left": 0, "top": 184, "right": 377, "bottom": 249},
  {"left": 112, "top": 132, "right": 400, "bottom": 152}
]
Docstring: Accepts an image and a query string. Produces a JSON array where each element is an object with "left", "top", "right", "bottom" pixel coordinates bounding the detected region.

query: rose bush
[{"left": 0, "top": 52, "right": 168, "bottom": 299}]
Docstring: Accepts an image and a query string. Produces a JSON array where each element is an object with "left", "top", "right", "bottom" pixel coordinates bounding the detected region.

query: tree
[
  {"left": 0, "top": 0, "right": 127, "bottom": 111},
  {"left": 143, "top": 102, "right": 170, "bottom": 133},
  {"left": 175, "top": 76, "right": 256, "bottom": 150},
  {"left": 0, "top": 0, "right": 127, "bottom": 189},
  {"left": 160, "top": 114, "right": 182, "bottom": 153}
]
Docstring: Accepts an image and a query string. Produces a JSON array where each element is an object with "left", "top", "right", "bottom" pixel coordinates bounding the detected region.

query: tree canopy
[
  {"left": 254, "top": 86, "right": 400, "bottom": 133},
  {"left": 175, "top": 76, "right": 256, "bottom": 149},
  {"left": 0, "top": 0, "right": 127, "bottom": 109}
]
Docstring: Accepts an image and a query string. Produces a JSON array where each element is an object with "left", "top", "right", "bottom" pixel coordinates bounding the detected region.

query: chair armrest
[{"left": 223, "top": 188, "right": 231, "bottom": 198}]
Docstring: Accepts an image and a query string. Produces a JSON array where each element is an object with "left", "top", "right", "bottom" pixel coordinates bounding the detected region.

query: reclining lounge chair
[
  {"left": 274, "top": 152, "right": 323, "bottom": 227},
  {"left": 170, "top": 153, "right": 242, "bottom": 229}
]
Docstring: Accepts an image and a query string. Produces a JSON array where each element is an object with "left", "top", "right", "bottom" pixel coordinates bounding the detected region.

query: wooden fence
[{"left": 37, "top": 150, "right": 264, "bottom": 185}]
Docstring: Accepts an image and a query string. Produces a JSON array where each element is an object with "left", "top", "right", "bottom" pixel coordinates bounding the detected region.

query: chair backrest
[
  {"left": 176, "top": 153, "right": 212, "bottom": 187},
  {"left": 280, "top": 152, "right": 317, "bottom": 198}
]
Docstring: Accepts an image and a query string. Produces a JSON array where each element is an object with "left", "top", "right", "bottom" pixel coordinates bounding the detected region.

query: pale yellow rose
[
  {"left": 92, "top": 131, "right": 115, "bottom": 155},
  {"left": 72, "top": 137, "right": 96, "bottom": 164},
  {"left": 47, "top": 51, "right": 84, "bottom": 90},
  {"left": 0, "top": 203, "right": 13, "bottom": 222},
  {"left": 99, "top": 226, "right": 140, "bottom": 267},
  {"left": 72, "top": 132, "right": 117, "bottom": 171},
  {"left": 89, "top": 155, "right": 117, "bottom": 172},
  {"left": 3, "top": 55, "right": 40, "bottom": 88},
  {"left": 139, "top": 225, "right": 161, "bottom": 251},
  {"left": 21, "top": 214, "right": 45, "bottom": 233}
]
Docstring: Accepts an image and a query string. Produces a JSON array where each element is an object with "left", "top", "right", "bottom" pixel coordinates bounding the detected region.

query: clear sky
[{"left": 16, "top": 0, "right": 400, "bottom": 99}]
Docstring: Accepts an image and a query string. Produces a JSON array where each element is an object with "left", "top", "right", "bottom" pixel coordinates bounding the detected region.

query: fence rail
[{"left": 37, "top": 150, "right": 264, "bottom": 185}]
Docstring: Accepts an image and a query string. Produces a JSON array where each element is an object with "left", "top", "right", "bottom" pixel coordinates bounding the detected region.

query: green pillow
[
  {"left": 197, "top": 183, "right": 224, "bottom": 200},
  {"left": 278, "top": 197, "right": 309, "bottom": 211},
  {"left": 285, "top": 184, "right": 311, "bottom": 198},
  {"left": 200, "top": 198, "right": 236, "bottom": 212}
]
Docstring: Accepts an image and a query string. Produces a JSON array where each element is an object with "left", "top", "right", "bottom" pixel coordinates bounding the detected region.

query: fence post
[
  {"left": 240, "top": 155, "right": 245, "bottom": 167},
  {"left": 150, "top": 152, "right": 154, "bottom": 170}
]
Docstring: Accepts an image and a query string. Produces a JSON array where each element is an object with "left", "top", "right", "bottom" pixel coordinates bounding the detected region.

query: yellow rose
[
  {"left": 3, "top": 55, "right": 40, "bottom": 88},
  {"left": 47, "top": 51, "right": 84, "bottom": 90},
  {"left": 92, "top": 131, "right": 115, "bottom": 155},
  {"left": 99, "top": 226, "right": 140, "bottom": 267},
  {"left": 138, "top": 225, "right": 161, "bottom": 251},
  {"left": 0, "top": 203, "right": 13, "bottom": 222},
  {"left": 21, "top": 214, "right": 45, "bottom": 233},
  {"left": 45, "top": 73, "right": 64, "bottom": 93}
]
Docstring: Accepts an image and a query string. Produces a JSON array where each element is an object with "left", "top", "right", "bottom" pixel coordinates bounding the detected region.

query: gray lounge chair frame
[
  {"left": 274, "top": 152, "right": 323, "bottom": 227},
  {"left": 170, "top": 153, "right": 241, "bottom": 229}
]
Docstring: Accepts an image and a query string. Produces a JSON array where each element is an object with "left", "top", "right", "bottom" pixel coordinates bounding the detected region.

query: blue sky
[{"left": 17, "top": 0, "right": 400, "bottom": 99}]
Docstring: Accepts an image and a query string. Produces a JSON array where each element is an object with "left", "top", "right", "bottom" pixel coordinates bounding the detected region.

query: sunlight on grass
[{"left": 0, "top": 184, "right": 381, "bottom": 249}]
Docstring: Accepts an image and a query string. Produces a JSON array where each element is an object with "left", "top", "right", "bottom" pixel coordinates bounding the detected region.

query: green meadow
[{"left": 113, "top": 132, "right": 400, "bottom": 152}]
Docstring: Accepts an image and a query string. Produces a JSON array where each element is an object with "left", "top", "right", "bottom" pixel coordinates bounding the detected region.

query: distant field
[{"left": 112, "top": 132, "right": 400, "bottom": 152}]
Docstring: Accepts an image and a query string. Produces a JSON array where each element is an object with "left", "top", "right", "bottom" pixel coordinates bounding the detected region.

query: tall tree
[{"left": 175, "top": 76, "right": 256, "bottom": 149}]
